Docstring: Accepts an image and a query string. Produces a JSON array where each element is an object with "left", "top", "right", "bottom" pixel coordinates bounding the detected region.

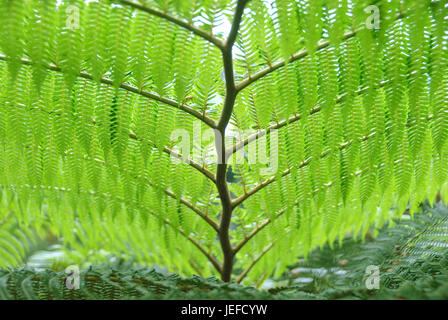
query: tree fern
[{"left": 0, "top": 0, "right": 446, "bottom": 286}]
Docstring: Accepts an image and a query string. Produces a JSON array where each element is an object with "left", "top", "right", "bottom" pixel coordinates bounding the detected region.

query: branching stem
[
  {"left": 233, "top": 112, "right": 434, "bottom": 209},
  {"left": 0, "top": 54, "right": 216, "bottom": 128},
  {"left": 117, "top": 0, "right": 225, "bottom": 49},
  {"left": 235, "top": 10, "right": 405, "bottom": 92},
  {"left": 149, "top": 210, "right": 222, "bottom": 273},
  {"left": 214, "top": 0, "right": 249, "bottom": 282},
  {"left": 236, "top": 242, "right": 274, "bottom": 283}
]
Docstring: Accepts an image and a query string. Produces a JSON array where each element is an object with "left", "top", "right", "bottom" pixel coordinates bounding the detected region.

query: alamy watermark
[
  {"left": 170, "top": 121, "right": 278, "bottom": 175},
  {"left": 365, "top": 265, "right": 380, "bottom": 289},
  {"left": 65, "top": 265, "right": 80, "bottom": 290},
  {"left": 66, "top": 5, "right": 80, "bottom": 30},
  {"left": 365, "top": 5, "right": 380, "bottom": 30}
]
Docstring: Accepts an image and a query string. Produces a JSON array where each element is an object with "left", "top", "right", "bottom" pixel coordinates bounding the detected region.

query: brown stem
[
  {"left": 216, "top": 162, "right": 234, "bottom": 282},
  {"left": 214, "top": 0, "right": 249, "bottom": 282},
  {"left": 234, "top": 210, "right": 286, "bottom": 255},
  {"left": 0, "top": 54, "right": 217, "bottom": 128},
  {"left": 117, "top": 0, "right": 225, "bottom": 49},
  {"left": 233, "top": 111, "right": 434, "bottom": 209},
  {"left": 235, "top": 9, "right": 405, "bottom": 92},
  {"left": 150, "top": 210, "right": 222, "bottom": 274},
  {"left": 228, "top": 71, "right": 417, "bottom": 157},
  {"left": 1, "top": 181, "right": 222, "bottom": 274},
  {"left": 76, "top": 152, "right": 219, "bottom": 231},
  {"left": 128, "top": 130, "right": 216, "bottom": 182},
  {"left": 236, "top": 242, "right": 274, "bottom": 283},
  {"left": 234, "top": 151, "right": 425, "bottom": 254}
]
